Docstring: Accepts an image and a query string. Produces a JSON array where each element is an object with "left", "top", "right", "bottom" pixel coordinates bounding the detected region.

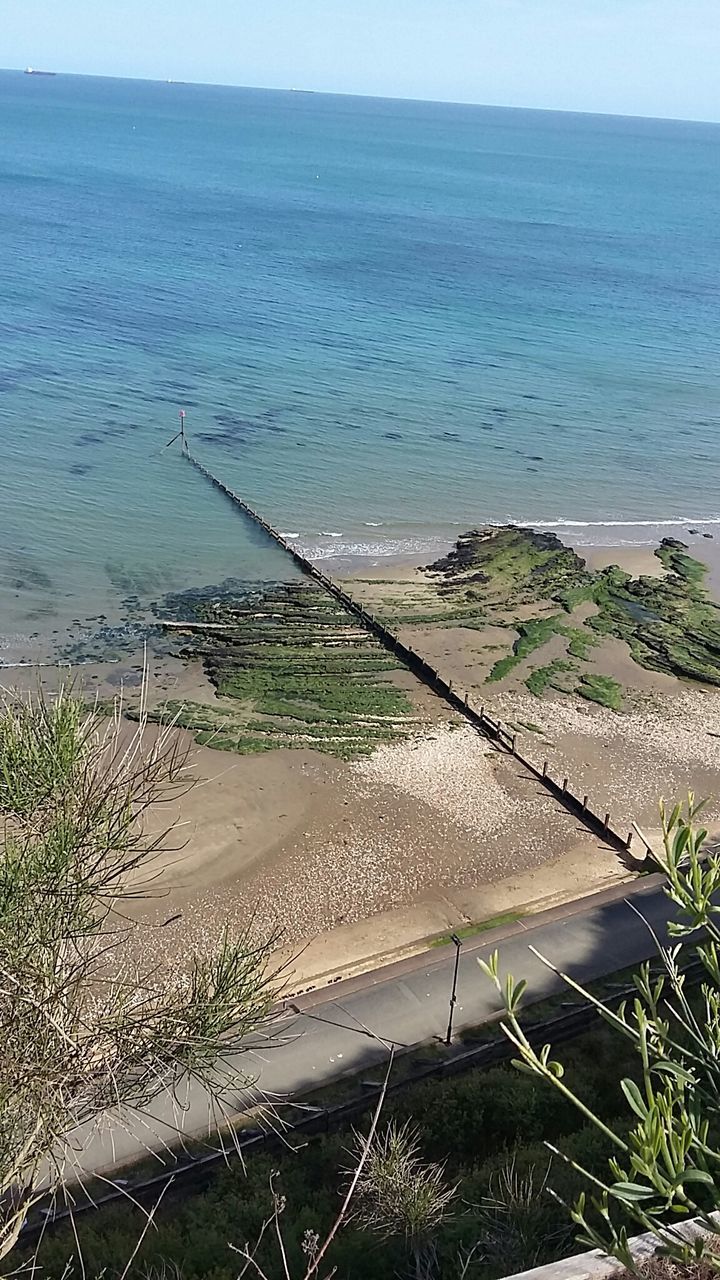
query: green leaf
[
  {"left": 654, "top": 1061, "right": 696, "bottom": 1084},
  {"left": 610, "top": 1181, "right": 656, "bottom": 1202},
  {"left": 674, "top": 1169, "right": 716, "bottom": 1187},
  {"left": 621, "top": 1079, "right": 649, "bottom": 1120},
  {"left": 511, "top": 1058, "right": 538, "bottom": 1076},
  {"left": 513, "top": 978, "right": 527, "bottom": 1005}
]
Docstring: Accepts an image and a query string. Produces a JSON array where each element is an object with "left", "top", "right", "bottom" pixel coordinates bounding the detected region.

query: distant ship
[{"left": 25, "top": 67, "right": 56, "bottom": 76}]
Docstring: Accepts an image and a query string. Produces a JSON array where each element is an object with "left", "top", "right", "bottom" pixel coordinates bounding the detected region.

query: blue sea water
[{"left": 1, "top": 71, "right": 719, "bottom": 653}]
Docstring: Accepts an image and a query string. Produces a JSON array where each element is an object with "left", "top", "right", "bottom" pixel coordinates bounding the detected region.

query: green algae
[
  {"left": 577, "top": 674, "right": 623, "bottom": 710},
  {"left": 655, "top": 539, "right": 707, "bottom": 587},
  {"left": 566, "top": 627, "right": 600, "bottom": 660},
  {"left": 147, "top": 580, "right": 420, "bottom": 758},
  {"left": 430, "top": 527, "right": 720, "bottom": 692},
  {"left": 585, "top": 544, "right": 720, "bottom": 685},
  {"left": 428, "top": 526, "right": 593, "bottom": 610},
  {"left": 525, "top": 660, "right": 576, "bottom": 697},
  {"left": 488, "top": 654, "right": 520, "bottom": 682},
  {"left": 488, "top": 613, "right": 568, "bottom": 681}
]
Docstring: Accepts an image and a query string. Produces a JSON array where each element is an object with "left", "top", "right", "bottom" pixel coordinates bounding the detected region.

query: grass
[
  {"left": 0, "top": 689, "right": 87, "bottom": 815},
  {"left": 429, "top": 911, "right": 523, "bottom": 947},
  {"left": 25, "top": 968, "right": 673, "bottom": 1280}
]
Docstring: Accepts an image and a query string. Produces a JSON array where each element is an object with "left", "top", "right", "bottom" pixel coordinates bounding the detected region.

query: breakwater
[{"left": 183, "top": 448, "right": 635, "bottom": 854}]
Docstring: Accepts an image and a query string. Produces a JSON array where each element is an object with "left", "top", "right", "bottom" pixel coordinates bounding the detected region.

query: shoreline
[
  {"left": 2, "top": 520, "right": 720, "bottom": 674},
  {"left": 295, "top": 517, "right": 720, "bottom": 572},
  {"left": 5, "top": 520, "right": 720, "bottom": 995},
  {"left": 314, "top": 521, "right": 720, "bottom": 583},
  {"left": 331, "top": 530, "right": 720, "bottom": 588}
]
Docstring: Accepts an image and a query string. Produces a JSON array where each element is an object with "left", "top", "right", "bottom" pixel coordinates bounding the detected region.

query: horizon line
[{"left": 4, "top": 66, "right": 719, "bottom": 128}]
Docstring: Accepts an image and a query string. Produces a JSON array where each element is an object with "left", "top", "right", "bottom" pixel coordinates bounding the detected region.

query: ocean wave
[
  {"left": 294, "top": 516, "right": 720, "bottom": 564},
  {"left": 295, "top": 535, "right": 451, "bottom": 561},
  {"left": 517, "top": 518, "right": 720, "bottom": 528},
  {"left": 279, "top": 532, "right": 300, "bottom": 539},
  {"left": 364, "top": 521, "right": 383, "bottom": 527}
]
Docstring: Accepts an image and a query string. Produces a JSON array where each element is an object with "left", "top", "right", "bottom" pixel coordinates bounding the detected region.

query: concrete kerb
[
  {"left": 503, "top": 1213, "right": 720, "bottom": 1279},
  {"left": 282, "top": 871, "right": 667, "bottom": 1011}
]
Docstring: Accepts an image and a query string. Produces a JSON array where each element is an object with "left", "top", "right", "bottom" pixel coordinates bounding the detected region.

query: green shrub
[{"left": 27, "top": 1014, "right": 641, "bottom": 1280}]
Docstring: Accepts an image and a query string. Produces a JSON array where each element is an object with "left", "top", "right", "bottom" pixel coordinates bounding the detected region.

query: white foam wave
[
  {"left": 364, "top": 521, "right": 383, "bottom": 527},
  {"left": 293, "top": 515, "right": 720, "bottom": 564},
  {"left": 279, "top": 532, "right": 300, "bottom": 539},
  {"left": 517, "top": 518, "right": 720, "bottom": 528},
  {"left": 295, "top": 536, "right": 450, "bottom": 561}
]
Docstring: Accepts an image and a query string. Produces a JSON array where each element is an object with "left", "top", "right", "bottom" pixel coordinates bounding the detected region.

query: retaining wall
[{"left": 23, "top": 986, "right": 637, "bottom": 1232}]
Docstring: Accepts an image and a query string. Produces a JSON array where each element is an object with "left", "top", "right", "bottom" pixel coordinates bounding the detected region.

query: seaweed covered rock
[
  {"left": 149, "top": 579, "right": 419, "bottom": 757},
  {"left": 430, "top": 527, "right": 720, "bottom": 693},
  {"left": 427, "top": 526, "right": 593, "bottom": 610}
]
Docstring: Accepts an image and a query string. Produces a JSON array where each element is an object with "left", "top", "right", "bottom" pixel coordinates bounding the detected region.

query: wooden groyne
[{"left": 183, "top": 448, "right": 634, "bottom": 854}]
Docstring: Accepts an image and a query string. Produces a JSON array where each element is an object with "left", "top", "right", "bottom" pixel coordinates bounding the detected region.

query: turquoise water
[{"left": 1, "top": 71, "right": 720, "bottom": 653}]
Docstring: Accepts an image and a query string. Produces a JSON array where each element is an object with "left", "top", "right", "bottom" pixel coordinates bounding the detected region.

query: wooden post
[
  {"left": 626, "top": 832, "right": 633, "bottom": 851},
  {"left": 511, "top": 734, "right": 517, "bottom": 752},
  {"left": 464, "top": 692, "right": 469, "bottom": 707},
  {"left": 582, "top": 795, "right": 588, "bottom": 813},
  {"left": 604, "top": 812, "right": 610, "bottom": 832},
  {"left": 562, "top": 777, "right": 568, "bottom": 793},
  {"left": 542, "top": 761, "right": 548, "bottom": 778}
]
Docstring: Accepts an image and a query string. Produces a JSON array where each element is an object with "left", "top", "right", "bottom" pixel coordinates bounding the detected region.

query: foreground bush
[
  {"left": 0, "top": 686, "right": 278, "bottom": 1259},
  {"left": 484, "top": 797, "right": 720, "bottom": 1271}
]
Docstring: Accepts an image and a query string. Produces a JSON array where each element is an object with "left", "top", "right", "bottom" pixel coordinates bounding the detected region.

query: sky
[{"left": 4, "top": 0, "right": 720, "bottom": 122}]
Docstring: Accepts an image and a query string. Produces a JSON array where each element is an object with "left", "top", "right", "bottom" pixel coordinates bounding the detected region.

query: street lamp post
[{"left": 444, "top": 933, "right": 463, "bottom": 1046}]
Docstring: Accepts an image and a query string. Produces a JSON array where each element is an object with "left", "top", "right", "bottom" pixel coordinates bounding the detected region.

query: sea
[{"left": 1, "top": 71, "right": 719, "bottom": 661}]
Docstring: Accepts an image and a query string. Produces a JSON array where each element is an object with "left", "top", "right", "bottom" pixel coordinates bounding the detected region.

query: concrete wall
[{"left": 504, "top": 1215, "right": 717, "bottom": 1279}]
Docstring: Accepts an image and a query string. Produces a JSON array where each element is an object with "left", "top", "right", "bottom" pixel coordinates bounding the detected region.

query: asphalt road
[{"left": 65, "top": 875, "right": 678, "bottom": 1179}]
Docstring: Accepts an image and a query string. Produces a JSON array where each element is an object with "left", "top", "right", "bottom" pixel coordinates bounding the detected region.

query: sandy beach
[
  {"left": 8, "top": 527, "right": 720, "bottom": 991},
  {"left": 126, "top": 716, "right": 623, "bottom": 987}
]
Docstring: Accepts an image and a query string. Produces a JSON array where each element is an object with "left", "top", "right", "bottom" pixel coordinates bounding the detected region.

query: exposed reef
[{"left": 147, "top": 579, "right": 419, "bottom": 758}]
